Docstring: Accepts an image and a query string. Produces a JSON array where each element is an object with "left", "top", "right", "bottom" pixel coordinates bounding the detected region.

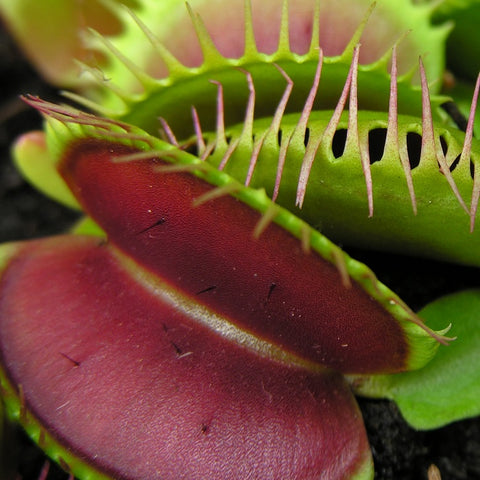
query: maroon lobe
[
  {"left": 0, "top": 235, "right": 372, "bottom": 479},
  {"left": 59, "top": 139, "right": 409, "bottom": 374}
]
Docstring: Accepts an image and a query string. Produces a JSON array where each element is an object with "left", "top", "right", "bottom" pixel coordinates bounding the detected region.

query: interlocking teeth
[{"left": 155, "top": 35, "right": 479, "bottom": 226}]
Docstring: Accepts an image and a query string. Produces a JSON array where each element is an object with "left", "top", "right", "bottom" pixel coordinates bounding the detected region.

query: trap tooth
[
  {"left": 0, "top": 236, "right": 373, "bottom": 480},
  {"left": 36, "top": 99, "right": 443, "bottom": 375}
]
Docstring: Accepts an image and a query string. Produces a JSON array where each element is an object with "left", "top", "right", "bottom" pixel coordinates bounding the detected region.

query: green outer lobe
[
  {"left": 44, "top": 110, "right": 440, "bottom": 373},
  {"left": 354, "top": 289, "right": 480, "bottom": 430},
  {"left": 0, "top": 236, "right": 374, "bottom": 480},
  {"left": 201, "top": 109, "right": 480, "bottom": 266}
]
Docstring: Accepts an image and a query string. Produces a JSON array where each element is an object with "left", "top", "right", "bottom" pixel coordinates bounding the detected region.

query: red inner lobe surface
[
  {"left": 0, "top": 236, "right": 370, "bottom": 479},
  {"left": 60, "top": 139, "right": 408, "bottom": 374}
]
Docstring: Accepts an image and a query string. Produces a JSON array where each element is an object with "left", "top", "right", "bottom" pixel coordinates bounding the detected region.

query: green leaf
[
  {"left": 12, "top": 131, "right": 80, "bottom": 210},
  {"left": 355, "top": 289, "right": 480, "bottom": 430},
  {"left": 36, "top": 97, "right": 445, "bottom": 375},
  {"left": 69, "top": 216, "right": 105, "bottom": 237},
  {"left": 0, "top": 0, "right": 137, "bottom": 87},
  {"left": 431, "top": 0, "right": 480, "bottom": 81},
  {"left": 0, "top": 400, "right": 16, "bottom": 480}
]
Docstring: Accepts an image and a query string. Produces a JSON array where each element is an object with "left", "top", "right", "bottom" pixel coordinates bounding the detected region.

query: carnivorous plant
[{"left": 1, "top": 1, "right": 480, "bottom": 479}]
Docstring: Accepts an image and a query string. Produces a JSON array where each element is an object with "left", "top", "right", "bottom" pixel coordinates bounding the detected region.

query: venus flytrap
[
  {"left": 0, "top": 0, "right": 119, "bottom": 89},
  {"left": 1, "top": 0, "right": 480, "bottom": 479},
  {"left": 12, "top": 131, "right": 80, "bottom": 210},
  {"left": 0, "top": 99, "right": 450, "bottom": 480},
  {"left": 0, "top": 230, "right": 374, "bottom": 480},
  {"left": 0, "top": 0, "right": 141, "bottom": 88},
  {"left": 12, "top": 0, "right": 478, "bottom": 267}
]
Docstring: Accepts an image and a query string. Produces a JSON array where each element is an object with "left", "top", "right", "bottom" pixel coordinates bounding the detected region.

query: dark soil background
[{"left": 1, "top": 23, "right": 480, "bottom": 480}]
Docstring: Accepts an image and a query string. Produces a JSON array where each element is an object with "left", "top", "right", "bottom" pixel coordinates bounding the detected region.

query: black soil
[{"left": 1, "top": 24, "right": 479, "bottom": 480}]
